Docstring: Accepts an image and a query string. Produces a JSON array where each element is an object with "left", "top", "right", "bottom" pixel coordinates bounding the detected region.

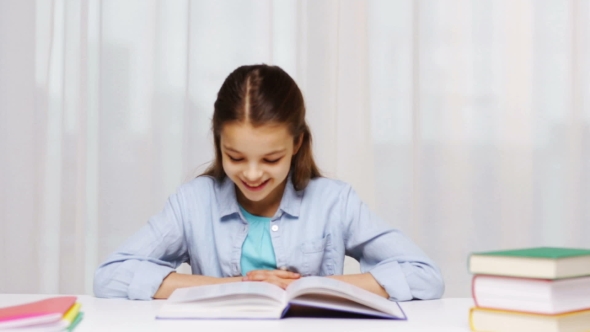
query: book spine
[
  {"left": 280, "top": 303, "right": 291, "bottom": 318},
  {"left": 468, "top": 308, "right": 477, "bottom": 331},
  {"left": 471, "top": 275, "right": 480, "bottom": 307}
]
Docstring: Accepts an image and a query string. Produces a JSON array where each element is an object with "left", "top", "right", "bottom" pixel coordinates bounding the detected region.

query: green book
[
  {"left": 469, "top": 247, "right": 590, "bottom": 279},
  {"left": 67, "top": 312, "right": 84, "bottom": 331}
]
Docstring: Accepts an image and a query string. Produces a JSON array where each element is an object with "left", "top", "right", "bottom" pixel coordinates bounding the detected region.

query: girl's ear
[{"left": 293, "top": 134, "right": 304, "bottom": 155}]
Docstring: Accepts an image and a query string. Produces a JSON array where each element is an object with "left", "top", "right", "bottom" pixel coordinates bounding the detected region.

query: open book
[{"left": 157, "top": 276, "right": 407, "bottom": 320}]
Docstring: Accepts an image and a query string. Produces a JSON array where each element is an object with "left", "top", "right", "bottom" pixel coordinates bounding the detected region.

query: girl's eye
[
  {"left": 264, "top": 158, "right": 281, "bottom": 164},
  {"left": 229, "top": 156, "right": 243, "bottom": 162}
]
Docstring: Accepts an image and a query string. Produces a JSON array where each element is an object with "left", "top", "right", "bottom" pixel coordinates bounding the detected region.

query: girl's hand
[{"left": 242, "top": 269, "right": 301, "bottom": 289}]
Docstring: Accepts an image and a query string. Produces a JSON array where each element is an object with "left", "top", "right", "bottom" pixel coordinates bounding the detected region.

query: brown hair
[{"left": 202, "top": 64, "right": 321, "bottom": 191}]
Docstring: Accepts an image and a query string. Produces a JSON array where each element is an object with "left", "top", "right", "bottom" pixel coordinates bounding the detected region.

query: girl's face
[{"left": 220, "top": 122, "right": 301, "bottom": 211}]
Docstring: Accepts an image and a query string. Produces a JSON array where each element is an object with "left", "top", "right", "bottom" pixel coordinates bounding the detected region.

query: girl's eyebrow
[
  {"left": 222, "top": 146, "right": 286, "bottom": 156},
  {"left": 263, "top": 149, "right": 286, "bottom": 156}
]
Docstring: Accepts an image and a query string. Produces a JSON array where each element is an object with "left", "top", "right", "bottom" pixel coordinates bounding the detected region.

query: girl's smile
[{"left": 241, "top": 179, "right": 269, "bottom": 191}]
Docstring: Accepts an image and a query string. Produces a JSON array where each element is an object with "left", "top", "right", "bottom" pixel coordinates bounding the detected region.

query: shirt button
[{"left": 271, "top": 224, "right": 279, "bottom": 232}]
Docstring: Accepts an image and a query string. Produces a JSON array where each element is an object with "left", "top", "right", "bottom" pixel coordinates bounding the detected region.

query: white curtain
[{"left": 1, "top": 0, "right": 588, "bottom": 297}]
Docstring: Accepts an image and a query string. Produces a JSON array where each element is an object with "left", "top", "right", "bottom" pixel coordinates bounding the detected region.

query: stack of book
[
  {"left": 468, "top": 247, "right": 590, "bottom": 332},
  {"left": 0, "top": 296, "right": 83, "bottom": 331}
]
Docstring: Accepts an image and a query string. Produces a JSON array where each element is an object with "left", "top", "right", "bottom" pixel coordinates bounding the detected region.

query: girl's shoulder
[
  {"left": 174, "top": 175, "right": 223, "bottom": 201},
  {"left": 303, "top": 176, "right": 353, "bottom": 198},
  {"left": 306, "top": 176, "right": 348, "bottom": 188},
  {"left": 180, "top": 174, "right": 217, "bottom": 189}
]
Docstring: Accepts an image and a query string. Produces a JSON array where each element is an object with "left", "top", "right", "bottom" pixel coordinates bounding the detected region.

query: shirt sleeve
[
  {"left": 93, "top": 191, "right": 189, "bottom": 300},
  {"left": 340, "top": 185, "right": 445, "bottom": 301}
]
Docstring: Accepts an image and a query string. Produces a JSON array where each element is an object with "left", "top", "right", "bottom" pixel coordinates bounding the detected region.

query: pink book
[{"left": 0, "top": 297, "right": 77, "bottom": 329}]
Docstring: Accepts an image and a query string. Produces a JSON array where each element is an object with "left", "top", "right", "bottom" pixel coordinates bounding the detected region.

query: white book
[
  {"left": 157, "top": 277, "right": 407, "bottom": 320},
  {"left": 472, "top": 275, "right": 590, "bottom": 315}
]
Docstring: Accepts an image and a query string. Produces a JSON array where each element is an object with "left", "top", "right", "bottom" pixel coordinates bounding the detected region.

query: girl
[{"left": 94, "top": 64, "right": 444, "bottom": 301}]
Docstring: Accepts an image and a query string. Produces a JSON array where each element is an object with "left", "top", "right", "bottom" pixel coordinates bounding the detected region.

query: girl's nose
[{"left": 243, "top": 164, "right": 263, "bottom": 182}]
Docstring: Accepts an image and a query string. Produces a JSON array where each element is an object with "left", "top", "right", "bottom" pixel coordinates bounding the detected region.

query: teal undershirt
[{"left": 239, "top": 206, "right": 277, "bottom": 276}]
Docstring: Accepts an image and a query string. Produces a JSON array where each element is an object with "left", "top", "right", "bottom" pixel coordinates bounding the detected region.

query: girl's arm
[
  {"left": 154, "top": 273, "right": 242, "bottom": 299},
  {"left": 94, "top": 190, "right": 209, "bottom": 300},
  {"left": 328, "top": 273, "right": 389, "bottom": 298},
  {"left": 340, "top": 186, "right": 445, "bottom": 301}
]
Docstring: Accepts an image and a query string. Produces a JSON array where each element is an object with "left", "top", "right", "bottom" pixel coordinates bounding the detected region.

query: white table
[{"left": 0, "top": 295, "right": 475, "bottom": 331}]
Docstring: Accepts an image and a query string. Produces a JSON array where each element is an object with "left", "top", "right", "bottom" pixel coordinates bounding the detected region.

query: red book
[{"left": 0, "top": 296, "right": 77, "bottom": 329}]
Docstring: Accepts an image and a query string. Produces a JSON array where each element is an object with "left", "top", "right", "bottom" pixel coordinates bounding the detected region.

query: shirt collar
[{"left": 217, "top": 174, "right": 302, "bottom": 219}]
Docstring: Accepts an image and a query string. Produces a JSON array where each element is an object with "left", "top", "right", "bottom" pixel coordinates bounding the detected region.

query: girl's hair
[{"left": 202, "top": 64, "right": 321, "bottom": 191}]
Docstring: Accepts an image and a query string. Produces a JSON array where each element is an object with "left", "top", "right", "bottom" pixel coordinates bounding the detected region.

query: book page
[
  {"left": 288, "top": 294, "right": 399, "bottom": 319},
  {"left": 167, "top": 281, "right": 286, "bottom": 305},
  {"left": 285, "top": 277, "right": 406, "bottom": 319},
  {"left": 158, "top": 294, "right": 286, "bottom": 319}
]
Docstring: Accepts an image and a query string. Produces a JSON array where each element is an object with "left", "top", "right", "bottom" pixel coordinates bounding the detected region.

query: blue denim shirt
[{"left": 93, "top": 176, "right": 445, "bottom": 301}]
